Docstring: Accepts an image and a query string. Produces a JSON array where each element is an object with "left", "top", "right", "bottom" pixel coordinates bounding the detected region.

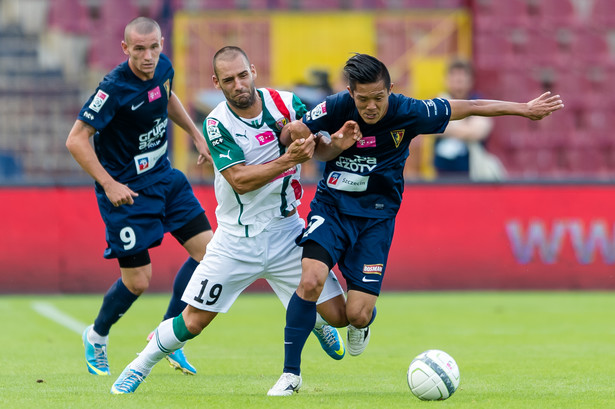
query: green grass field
[{"left": 2, "top": 291, "right": 614, "bottom": 409}]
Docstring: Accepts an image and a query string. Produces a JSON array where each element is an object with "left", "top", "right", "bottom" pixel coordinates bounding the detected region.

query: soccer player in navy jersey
[
  {"left": 66, "top": 17, "right": 213, "bottom": 377},
  {"left": 268, "top": 53, "right": 564, "bottom": 395}
]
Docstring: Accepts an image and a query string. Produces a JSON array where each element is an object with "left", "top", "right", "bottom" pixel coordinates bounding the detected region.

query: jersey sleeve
[
  {"left": 77, "top": 84, "right": 120, "bottom": 131},
  {"left": 204, "top": 117, "right": 245, "bottom": 171},
  {"left": 302, "top": 94, "right": 337, "bottom": 133},
  {"left": 291, "top": 93, "right": 308, "bottom": 120},
  {"left": 408, "top": 97, "right": 451, "bottom": 135}
]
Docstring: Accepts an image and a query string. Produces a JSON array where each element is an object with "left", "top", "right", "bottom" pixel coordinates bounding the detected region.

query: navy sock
[
  {"left": 93, "top": 278, "right": 138, "bottom": 336},
  {"left": 367, "top": 306, "right": 377, "bottom": 326},
  {"left": 283, "top": 292, "right": 316, "bottom": 376},
  {"left": 163, "top": 257, "right": 199, "bottom": 320}
]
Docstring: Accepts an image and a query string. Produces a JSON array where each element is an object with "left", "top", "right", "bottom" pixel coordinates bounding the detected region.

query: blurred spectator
[{"left": 433, "top": 58, "right": 505, "bottom": 181}]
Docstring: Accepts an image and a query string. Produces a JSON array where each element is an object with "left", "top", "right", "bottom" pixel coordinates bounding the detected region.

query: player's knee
[
  {"left": 298, "top": 274, "right": 324, "bottom": 300},
  {"left": 346, "top": 307, "right": 373, "bottom": 328},
  {"left": 124, "top": 279, "right": 149, "bottom": 295}
]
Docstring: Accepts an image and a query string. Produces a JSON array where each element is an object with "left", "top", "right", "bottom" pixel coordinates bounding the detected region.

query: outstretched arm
[{"left": 449, "top": 91, "right": 564, "bottom": 121}]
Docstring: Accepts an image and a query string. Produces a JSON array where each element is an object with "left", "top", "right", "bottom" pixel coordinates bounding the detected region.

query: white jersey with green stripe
[{"left": 204, "top": 88, "right": 308, "bottom": 237}]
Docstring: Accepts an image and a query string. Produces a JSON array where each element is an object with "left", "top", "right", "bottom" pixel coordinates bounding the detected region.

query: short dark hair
[
  {"left": 447, "top": 58, "right": 474, "bottom": 77},
  {"left": 212, "top": 46, "right": 250, "bottom": 77},
  {"left": 344, "top": 53, "right": 391, "bottom": 91},
  {"left": 124, "top": 17, "right": 160, "bottom": 43}
]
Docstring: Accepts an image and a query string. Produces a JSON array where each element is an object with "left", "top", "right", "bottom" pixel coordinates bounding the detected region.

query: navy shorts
[
  {"left": 96, "top": 169, "right": 205, "bottom": 259},
  {"left": 297, "top": 199, "right": 395, "bottom": 296}
]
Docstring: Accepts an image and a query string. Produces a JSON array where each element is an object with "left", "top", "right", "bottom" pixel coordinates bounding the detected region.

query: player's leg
[
  {"left": 345, "top": 290, "right": 378, "bottom": 356},
  {"left": 83, "top": 252, "right": 151, "bottom": 376},
  {"left": 157, "top": 171, "right": 213, "bottom": 374},
  {"left": 111, "top": 306, "right": 217, "bottom": 394},
  {"left": 338, "top": 216, "right": 393, "bottom": 356}
]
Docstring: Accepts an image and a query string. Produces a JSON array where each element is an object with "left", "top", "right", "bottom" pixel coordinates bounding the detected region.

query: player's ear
[
  {"left": 160, "top": 36, "right": 164, "bottom": 51},
  {"left": 212, "top": 74, "right": 220, "bottom": 89},
  {"left": 389, "top": 82, "right": 394, "bottom": 93},
  {"left": 346, "top": 85, "right": 353, "bottom": 97},
  {"left": 121, "top": 40, "right": 129, "bottom": 55},
  {"left": 251, "top": 64, "right": 257, "bottom": 80}
]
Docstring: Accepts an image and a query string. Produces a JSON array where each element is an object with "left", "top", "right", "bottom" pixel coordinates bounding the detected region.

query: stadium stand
[{"left": 0, "top": 0, "right": 612, "bottom": 183}]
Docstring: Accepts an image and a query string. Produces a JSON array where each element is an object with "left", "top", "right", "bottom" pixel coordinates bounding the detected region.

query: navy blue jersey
[
  {"left": 78, "top": 54, "right": 174, "bottom": 191},
  {"left": 303, "top": 91, "right": 451, "bottom": 218}
]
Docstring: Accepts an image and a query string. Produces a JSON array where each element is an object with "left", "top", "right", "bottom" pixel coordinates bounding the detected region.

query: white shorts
[{"left": 182, "top": 214, "right": 344, "bottom": 313}]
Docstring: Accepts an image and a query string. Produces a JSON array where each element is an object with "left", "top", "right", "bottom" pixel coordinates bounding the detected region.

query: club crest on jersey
[
  {"left": 89, "top": 90, "right": 109, "bottom": 113},
  {"left": 163, "top": 79, "right": 170, "bottom": 99},
  {"left": 206, "top": 118, "right": 222, "bottom": 141},
  {"left": 390, "top": 129, "right": 405, "bottom": 148},
  {"left": 275, "top": 117, "right": 288, "bottom": 131}
]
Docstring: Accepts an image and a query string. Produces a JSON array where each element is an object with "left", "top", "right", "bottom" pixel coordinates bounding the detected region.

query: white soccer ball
[{"left": 407, "top": 349, "right": 460, "bottom": 401}]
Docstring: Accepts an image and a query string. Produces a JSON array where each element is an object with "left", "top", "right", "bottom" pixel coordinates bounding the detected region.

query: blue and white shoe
[
  {"left": 312, "top": 324, "right": 345, "bottom": 360},
  {"left": 166, "top": 348, "right": 197, "bottom": 375},
  {"left": 267, "top": 372, "right": 302, "bottom": 396},
  {"left": 82, "top": 325, "right": 110, "bottom": 375},
  {"left": 110, "top": 367, "right": 146, "bottom": 394}
]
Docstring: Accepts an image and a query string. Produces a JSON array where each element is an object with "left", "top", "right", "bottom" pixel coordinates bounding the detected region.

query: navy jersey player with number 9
[
  {"left": 66, "top": 17, "right": 214, "bottom": 378},
  {"left": 268, "top": 53, "right": 564, "bottom": 395}
]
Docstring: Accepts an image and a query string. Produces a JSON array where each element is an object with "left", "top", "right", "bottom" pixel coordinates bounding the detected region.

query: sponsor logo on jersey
[
  {"left": 138, "top": 117, "right": 167, "bottom": 150},
  {"left": 357, "top": 136, "right": 376, "bottom": 148},
  {"left": 148, "top": 86, "right": 162, "bottom": 102},
  {"left": 363, "top": 264, "right": 383, "bottom": 275},
  {"left": 335, "top": 155, "right": 377, "bottom": 173},
  {"left": 306, "top": 101, "right": 327, "bottom": 121},
  {"left": 390, "top": 129, "right": 405, "bottom": 148},
  {"left": 88, "top": 90, "right": 109, "bottom": 113},
  {"left": 134, "top": 141, "right": 168, "bottom": 174},
  {"left": 83, "top": 111, "right": 94, "bottom": 121},
  {"left": 138, "top": 157, "right": 150, "bottom": 171},
  {"left": 206, "top": 118, "right": 222, "bottom": 141},
  {"left": 255, "top": 131, "right": 275, "bottom": 146},
  {"left": 326, "top": 171, "right": 369, "bottom": 192},
  {"left": 131, "top": 101, "right": 144, "bottom": 111},
  {"left": 272, "top": 165, "right": 297, "bottom": 181}
]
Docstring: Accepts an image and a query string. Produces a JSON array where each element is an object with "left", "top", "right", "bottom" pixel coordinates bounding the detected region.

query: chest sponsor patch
[
  {"left": 148, "top": 86, "right": 162, "bottom": 102},
  {"left": 326, "top": 171, "right": 369, "bottom": 192},
  {"left": 255, "top": 131, "right": 275, "bottom": 146},
  {"left": 89, "top": 90, "right": 109, "bottom": 113},
  {"left": 357, "top": 136, "right": 376, "bottom": 148},
  {"left": 134, "top": 141, "right": 168, "bottom": 174}
]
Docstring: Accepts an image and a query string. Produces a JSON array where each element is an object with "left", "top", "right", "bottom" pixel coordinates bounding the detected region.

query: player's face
[
  {"left": 122, "top": 29, "right": 163, "bottom": 81},
  {"left": 213, "top": 54, "right": 258, "bottom": 111},
  {"left": 348, "top": 80, "right": 391, "bottom": 124}
]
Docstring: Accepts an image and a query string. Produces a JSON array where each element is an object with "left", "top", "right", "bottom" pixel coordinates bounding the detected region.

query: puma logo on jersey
[{"left": 219, "top": 150, "right": 231, "bottom": 160}]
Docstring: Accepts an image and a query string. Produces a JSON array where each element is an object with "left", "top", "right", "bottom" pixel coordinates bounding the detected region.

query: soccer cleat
[
  {"left": 346, "top": 325, "right": 370, "bottom": 356},
  {"left": 166, "top": 348, "right": 197, "bottom": 375},
  {"left": 147, "top": 330, "right": 197, "bottom": 375},
  {"left": 82, "top": 325, "right": 110, "bottom": 375},
  {"left": 267, "top": 372, "right": 302, "bottom": 396},
  {"left": 110, "top": 367, "right": 146, "bottom": 394},
  {"left": 312, "top": 324, "right": 345, "bottom": 360}
]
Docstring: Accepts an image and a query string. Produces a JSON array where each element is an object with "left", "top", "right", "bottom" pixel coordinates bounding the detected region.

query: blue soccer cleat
[
  {"left": 82, "top": 325, "right": 110, "bottom": 375},
  {"left": 110, "top": 367, "right": 146, "bottom": 394},
  {"left": 312, "top": 324, "right": 345, "bottom": 360},
  {"left": 166, "top": 348, "right": 197, "bottom": 375}
]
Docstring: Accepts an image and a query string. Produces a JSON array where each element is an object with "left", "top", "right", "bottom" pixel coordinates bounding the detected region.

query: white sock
[
  {"left": 87, "top": 327, "right": 108, "bottom": 345},
  {"left": 129, "top": 318, "right": 186, "bottom": 375}
]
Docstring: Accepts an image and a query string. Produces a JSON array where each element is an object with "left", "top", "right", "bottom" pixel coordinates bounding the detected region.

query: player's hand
[
  {"left": 104, "top": 180, "right": 139, "bottom": 207},
  {"left": 330, "top": 120, "right": 362, "bottom": 151},
  {"left": 194, "top": 137, "right": 213, "bottom": 165},
  {"left": 525, "top": 92, "right": 564, "bottom": 120},
  {"left": 286, "top": 133, "right": 316, "bottom": 164}
]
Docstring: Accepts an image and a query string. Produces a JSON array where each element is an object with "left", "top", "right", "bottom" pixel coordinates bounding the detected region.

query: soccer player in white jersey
[{"left": 110, "top": 46, "right": 361, "bottom": 394}]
